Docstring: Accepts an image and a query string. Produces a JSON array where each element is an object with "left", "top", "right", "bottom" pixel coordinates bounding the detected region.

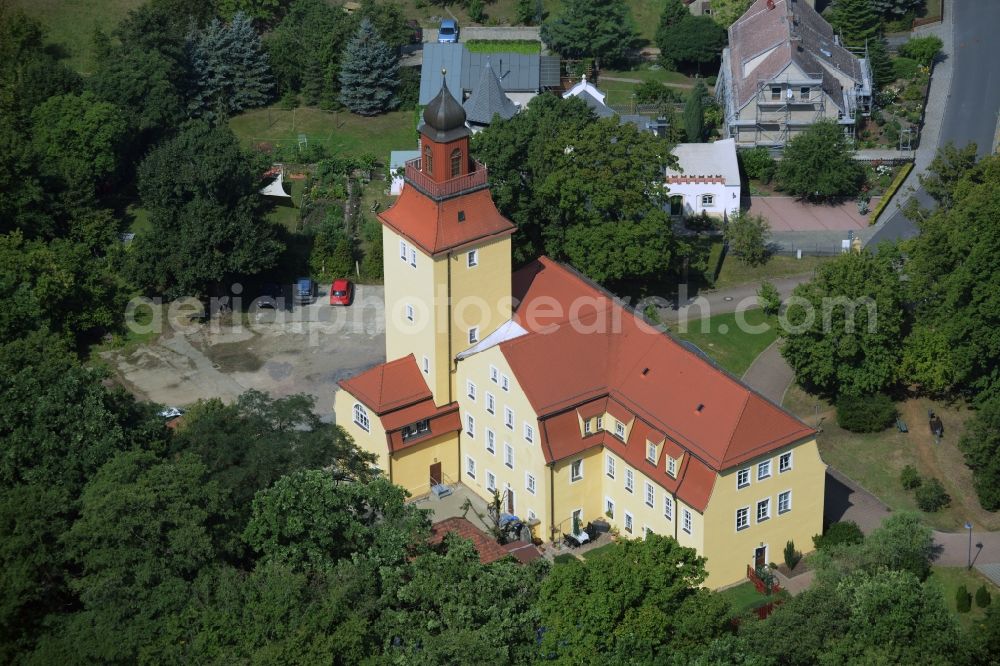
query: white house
[
  {"left": 665, "top": 138, "right": 741, "bottom": 220},
  {"left": 388, "top": 150, "right": 420, "bottom": 196}
]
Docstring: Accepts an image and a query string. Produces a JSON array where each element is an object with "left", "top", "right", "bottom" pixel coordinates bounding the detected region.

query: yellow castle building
[{"left": 334, "top": 80, "right": 826, "bottom": 588}]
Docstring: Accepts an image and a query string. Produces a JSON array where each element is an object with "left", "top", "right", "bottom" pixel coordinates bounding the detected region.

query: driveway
[
  {"left": 749, "top": 196, "right": 877, "bottom": 232},
  {"left": 867, "top": 0, "right": 1000, "bottom": 246},
  {"left": 102, "top": 285, "right": 386, "bottom": 419}
]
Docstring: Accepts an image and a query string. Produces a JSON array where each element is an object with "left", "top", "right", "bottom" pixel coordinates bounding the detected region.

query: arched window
[
  {"left": 353, "top": 403, "right": 370, "bottom": 432},
  {"left": 450, "top": 148, "right": 462, "bottom": 177},
  {"left": 423, "top": 145, "right": 433, "bottom": 174}
]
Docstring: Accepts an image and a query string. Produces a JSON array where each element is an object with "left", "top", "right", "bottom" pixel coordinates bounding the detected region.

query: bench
[{"left": 896, "top": 418, "right": 908, "bottom": 433}]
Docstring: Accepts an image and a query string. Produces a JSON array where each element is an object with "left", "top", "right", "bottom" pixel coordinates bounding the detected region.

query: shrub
[
  {"left": 836, "top": 393, "right": 897, "bottom": 433},
  {"left": 891, "top": 56, "right": 920, "bottom": 81},
  {"left": 706, "top": 75, "right": 717, "bottom": 86},
  {"left": 977, "top": 584, "right": 992, "bottom": 608},
  {"left": 899, "top": 35, "right": 943, "bottom": 67},
  {"left": 956, "top": 585, "right": 972, "bottom": 613},
  {"left": 724, "top": 210, "right": 771, "bottom": 266},
  {"left": 900, "top": 464, "right": 922, "bottom": 490},
  {"left": 813, "top": 521, "right": 864, "bottom": 550},
  {"left": 739, "top": 146, "right": 776, "bottom": 181},
  {"left": 783, "top": 540, "right": 802, "bottom": 570},
  {"left": 757, "top": 280, "right": 781, "bottom": 316},
  {"left": 902, "top": 83, "right": 924, "bottom": 102},
  {"left": 915, "top": 477, "right": 951, "bottom": 512}
]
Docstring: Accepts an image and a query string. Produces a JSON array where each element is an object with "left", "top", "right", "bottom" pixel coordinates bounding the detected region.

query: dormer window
[
  {"left": 423, "top": 145, "right": 433, "bottom": 173},
  {"left": 450, "top": 148, "right": 462, "bottom": 177}
]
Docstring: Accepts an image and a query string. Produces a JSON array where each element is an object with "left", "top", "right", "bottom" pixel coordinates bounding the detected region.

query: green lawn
[
  {"left": 229, "top": 107, "right": 418, "bottom": 162},
  {"left": 466, "top": 39, "right": 539, "bottom": 54},
  {"left": 719, "top": 581, "right": 786, "bottom": 616},
  {"left": 265, "top": 177, "right": 306, "bottom": 232},
  {"left": 595, "top": 66, "right": 699, "bottom": 106},
  {"left": 10, "top": 0, "right": 143, "bottom": 74},
  {"left": 927, "top": 566, "right": 994, "bottom": 629},
  {"left": 713, "top": 254, "right": 833, "bottom": 291},
  {"left": 673, "top": 309, "right": 778, "bottom": 377},
  {"left": 581, "top": 542, "right": 617, "bottom": 560}
]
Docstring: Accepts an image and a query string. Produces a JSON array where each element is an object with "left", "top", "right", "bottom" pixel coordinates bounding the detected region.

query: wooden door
[
  {"left": 429, "top": 462, "right": 442, "bottom": 486},
  {"left": 506, "top": 488, "right": 515, "bottom": 514},
  {"left": 754, "top": 545, "right": 766, "bottom": 570}
]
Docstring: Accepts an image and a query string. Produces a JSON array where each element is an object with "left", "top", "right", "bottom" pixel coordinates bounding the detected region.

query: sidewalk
[{"left": 741, "top": 341, "right": 794, "bottom": 406}]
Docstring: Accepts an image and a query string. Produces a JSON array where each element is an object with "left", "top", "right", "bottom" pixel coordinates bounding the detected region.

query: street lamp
[{"left": 965, "top": 521, "right": 973, "bottom": 570}]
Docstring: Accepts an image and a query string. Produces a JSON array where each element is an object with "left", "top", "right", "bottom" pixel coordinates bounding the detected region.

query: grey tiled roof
[
  {"left": 420, "top": 44, "right": 561, "bottom": 105},
  {"left": 725, "top": 0, "right": 863, "bottom": 112},
  {"left": 463, "top": 59, "right": 518, "bottom": 125}
]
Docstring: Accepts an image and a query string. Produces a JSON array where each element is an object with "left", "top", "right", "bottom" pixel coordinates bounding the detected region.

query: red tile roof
[
  {"left": 502, "top": 258, "right": 815, "bottom": 486},
  {"left": 338, "top": 354, "right": 431, "bottom": 414},
  {"left": 428, "top": 517, "right": 542, "bottom": 564},
  {"left": 378, "top": 185, "right": 515, "bottom": 258}
]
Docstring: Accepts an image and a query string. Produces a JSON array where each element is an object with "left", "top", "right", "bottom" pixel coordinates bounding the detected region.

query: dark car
[
  {"left": 406, "top": 19, "right": 423, "bottom": 44},
  {"left": 295, "top": 277, "right": 315, "bottom": 305}
]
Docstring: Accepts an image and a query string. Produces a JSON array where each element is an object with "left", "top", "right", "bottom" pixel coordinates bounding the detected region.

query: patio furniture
[
  {"left": 565, "top": 530, "right": 590, "bottom": 547},
  {"left": 896, "top": 418, "right": 908, "bottom": 433}
]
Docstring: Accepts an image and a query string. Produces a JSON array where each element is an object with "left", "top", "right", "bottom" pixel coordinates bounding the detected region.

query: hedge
[
  {"left": 870, "top": 162, "right": 914, "bottom": 225},
  {"left": 836, "top": 393, "right": 897, "bottom": 433}
]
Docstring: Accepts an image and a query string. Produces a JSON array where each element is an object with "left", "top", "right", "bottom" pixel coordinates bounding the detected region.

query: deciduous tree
[
  {"left": 541, "top": 0, "right": 638, "bottom": 69},
  {"left": 777, "top": 119, "right": 865, "bottom": 201},
  {"left": 959, "top": 395, "right": 1000, "bottom": 511},
  {"left": 657, "top": 15, "right": 727, "bottom": 73}
]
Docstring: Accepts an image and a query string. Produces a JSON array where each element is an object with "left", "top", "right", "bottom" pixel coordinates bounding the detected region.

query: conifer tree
[
  {"left": 338, "top": 18, "right": 399, "bottom": 116},
  {"left": 827, "top": 0, "right": 883, "bottom": 48},
  {"left": 683, "top": 82, "right": 706, "bottom": 142},
  {"left": 188, "top": 12, "right": 274, "bottom": 122}
]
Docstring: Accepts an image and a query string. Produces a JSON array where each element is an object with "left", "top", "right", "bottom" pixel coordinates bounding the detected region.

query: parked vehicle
[
  {"left": 295, "top": 277, "right": 315, "bottom": 305},
  {"left": 329, "top": 279, "right": 355, "bottom": 306},
  {"left": 406, "top": 19, "right": 423, "bottom": 44},
  {"left": 437, "top": 19, "right": 458, "bottom": 43}
]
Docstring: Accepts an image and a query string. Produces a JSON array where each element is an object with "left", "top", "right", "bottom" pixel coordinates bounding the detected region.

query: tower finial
[{"left": 441, "top": 68, "right": 447, "bottom": 76}]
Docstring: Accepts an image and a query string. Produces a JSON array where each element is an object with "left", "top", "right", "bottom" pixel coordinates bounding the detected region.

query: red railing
[
  {"left": 747, "top": 564, "right": 782, "bottom": 595},
  {"left": 404, "top": 158, "right": 489, "bottom": 199}
]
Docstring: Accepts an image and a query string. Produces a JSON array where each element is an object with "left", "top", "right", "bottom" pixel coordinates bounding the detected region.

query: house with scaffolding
[{"left": 716, "top": 0, "right": 872, "bottom": 148}]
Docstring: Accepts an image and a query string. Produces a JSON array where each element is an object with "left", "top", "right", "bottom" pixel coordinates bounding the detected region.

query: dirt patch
[{"left": 203, "top": 341, "right": 264, "bottom": 373}]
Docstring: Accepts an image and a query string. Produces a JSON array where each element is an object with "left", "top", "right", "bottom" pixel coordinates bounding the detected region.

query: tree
[
  {"left": 541, "top": 0, "right": 638, "bottom": 69},
  {"left": 959, "top": 395, "right": 1000, "bottom": 510},
  {"left": 473, "top": 94, "right": 680, "bottom": 284},
  {"left": 132, "top": 122, "right": 283, "bottom": 296},
  {"left": 355, "top": 0, "right": 412, "bottom": 53},
  {"left": 870, "top": 0, "right": 924, "bottom": 19},
  {"left": 216, "top": 0, "right": 292, "bottom": 25},
  {"left": 739, "top": 146, "right": 776, "bottom": 182},
  {"left": 683, "top": 81, "right": 706, "bottom": 141},
  {"left": 827, "top": 0, "right": 883, "bottom": 48},
  {"left": 188, "top": 12, "right": 274, "bottom": 122},
  {"left": 657, "top": 15, "right": 727, "bottom": 73},
  {"left": 914, "top": 477, "right": 950, "bottom": 512},
  {"left": 265, "top": 0, "right": 352, "bottom": 104},
  {"left": 309, "top": 214, "right": 355, "bottom": 280},
  {"left": 758, "top": 279, "right": 781, "bottom": 315},
  {"left": 899, "top": 35, "right": 943, "bottom": 66},
  {"left": 867, "top": 38, "right": 895, "bottom": 89},
  {"left": 956, "top": 585, "right": 972, "bottom": 613},
  {"left": 835, "top": 392, "right": 897, "bottom": 432},
  {"left": 536, "top": 535, "right": 731, "bottom": 662},
  {"left": 707, "top": 0, "right": 751, "bottom": 28},
  {"left": 977, "top": 584, "right": 992, "bottom": 608},
  {"left": 777, "top": 119, "right": 865, "bottom": 201},
  {"left": 516, "top": 0, "right": 543, "bottom": 25},
  {"left": 655, "top": 0, "right": 689, "bottom": 49},
  {"left": 779, "top": 245, "right": 906, "bottom": 398},
  {"left": 724, "top": 210, "right": 770, "bottom": 266},
  {"left": 813, "top": 521, "right": 864, "bottom": 550},
  {"left": 338, "top": 18, "right": 399, "bottom": 116},
  {"left": 359, "top": 217, "right": 383, "bottom": 281}
]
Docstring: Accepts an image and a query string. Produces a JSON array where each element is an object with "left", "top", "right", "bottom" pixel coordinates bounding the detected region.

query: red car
[{"left": 329, "top": 279, "right": 354, "bottom": 306}]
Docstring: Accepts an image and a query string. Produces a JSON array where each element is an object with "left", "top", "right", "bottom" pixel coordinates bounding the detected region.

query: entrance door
[
  {"left": 506, "top": 487, "right": 515, "bottom": 514},
  {"left": 429, "top": 462, "right": 442, "bottom": 486},
  {"left": 754, "top": 545, "right": 767, "bottom": 570}
]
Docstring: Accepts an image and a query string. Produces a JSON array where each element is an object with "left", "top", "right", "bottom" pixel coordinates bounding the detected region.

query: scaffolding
[{"left": 752, "top": 74, "right": 827, "bottom": 146}]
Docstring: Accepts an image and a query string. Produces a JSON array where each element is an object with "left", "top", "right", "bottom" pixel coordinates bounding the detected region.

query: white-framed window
[
  {"left": 467, "top": 249, "right": 478, "bottom": 267},
  {"left": 501, "top": 374, "right": 510, "bottom": 391},
  {"left": 778, "top": 490, "right": 792, "bottom": 514},
  {"left": 667, "top": 457, "right": 677, "bottom": 477},
  {"left": 757, "top": 498, "right": 771, "bottom": 523},
  {"left": 486, "top": 470, "right": 496, "bottom": 492},
  {"left": 466, "top": 456, "right": 476, "bottom": 479},
  {"left": 624, "top": 511, "right": 634, "bottom": 534},
  {"left": 399, "top": 239, "right": 407, "bottom": 261},
  {"left": 779, "top": 452, "right": 793, "bottom": 473},
  {"left": 605, "top": 497, "right": 615, "bottom": 519},
  {"left": 570, "top": 459, "right": 583, "bottom": 482},
  {"left": 467, "top": 380, "right": 477, "bottom": 400},
  {"left": 701, "top": 193, "right": 714, "bottom": 207},
  {"left": 489, "top": 365, "right": 499, "bottom": 383},
  {"left": 422, "top": 356, "right": 430, "bottom": 373},
  {"left": 504, "top": 407, "right": 514, "bottom": 430},
  {"left": 504, "top": 443, "right": 514, "bottom": 469},
  {"left": 757, "top": 460, "right": 772, "bottom": 481},
  {"left": 625, "top": 468, "right": 634, "bottom": 493},
  {"left": 353, "top": 403, "right": 370, "bottom": 432},
  {"left": 486, "top": 392, "right": 495, "bottom": 414},
  {"left": 605, "top": 454, "right": 616, "bottom": 479},
  {"left": 409, "top": 247, "right": 417, "bottom": 268},
  {"left": 465, "top": 414, "right": 475, "bottom": 438},
  {"left": 468, "top": 327, "right": 479, "bottom": 344},
  {"left": 405, "top": 303, "right": 414, "bottom": 322},
  {"left": 737, "top": 467, "right": 750, "bottom": 489},
  {"left": 800, "top": 86, "right": 811, "bottom": 99},
  {"left": 523, "top": 423, "right": 534, "bottom": 443},
  {"left": 771, "top": 86, "right": 781, "bottom": 100},
  {"left": 584, "top": 419, "right": 592, "bottom": 435},
  {"left": 486, "top": 428, "right": 496, "bottom": 454},
  {"left": 644, "top": 481, "right": 654, "bottom": 508},
  {"left": 596, "top": 416, "right": 604, "bottom": 430},
  {"left": 736, "top": 506, "right": 750, "bottom": 531},
  {"left": 682, "top": 509, "right": 692, "bottom": 534},
  {"left": 646, "top": 442, "right": 656, "bottom": 463},
  {"left": 614, "top": 420, "right": 626, "bottom": 440},
  {"left": 664, "top": 495, "right": 673, "bottom": 521},
  {"left": 526, "top": 472, "right": 536, "bottom": 495}
]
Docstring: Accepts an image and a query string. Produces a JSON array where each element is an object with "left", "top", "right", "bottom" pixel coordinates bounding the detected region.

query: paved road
[
  {"left": 658, "top": 273, "right": 814, "bottom": 324},
  {"left": 868, "top": 0, "right": 1000, "bottom": 246}
]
